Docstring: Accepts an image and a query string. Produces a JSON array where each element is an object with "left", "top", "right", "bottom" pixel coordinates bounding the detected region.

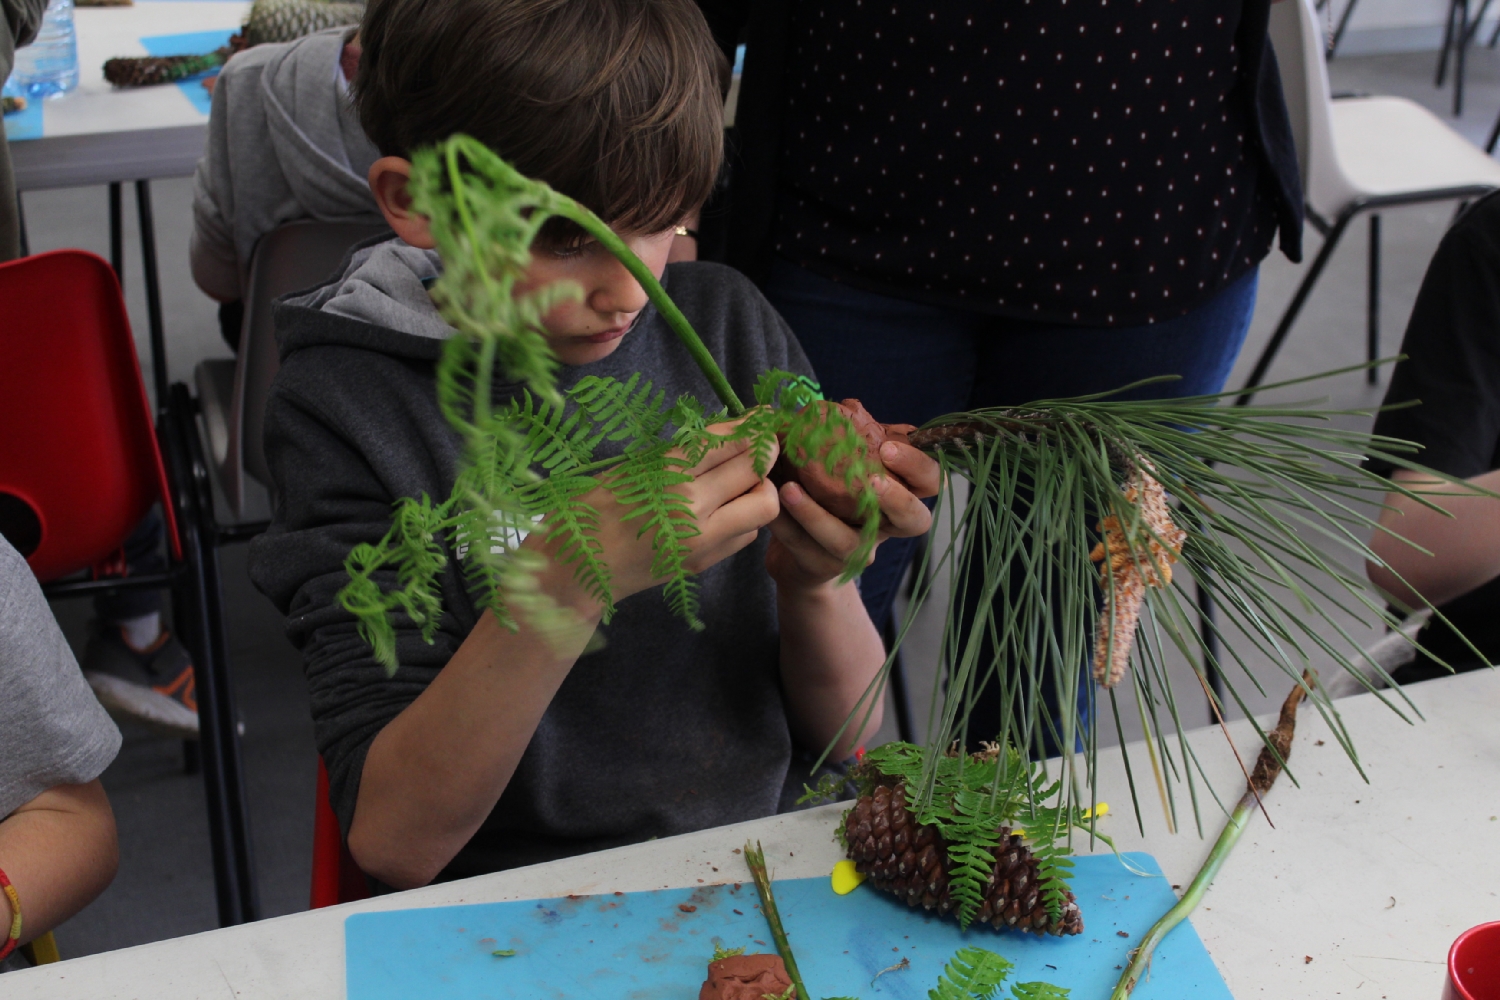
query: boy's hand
[
  {"left": 530, "top": 422, "right": 782, "bottom": 607},
  {"left": 767, "top": 440, "right": 941, "bottom": 589}
]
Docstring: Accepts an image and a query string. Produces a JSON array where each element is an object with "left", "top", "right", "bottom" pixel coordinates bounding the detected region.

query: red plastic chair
[
  {"left": 0, "top": 250, "right": 181, "bottom": 579},
  {"left": 0, "top": 249, "right": 258, "bottom": 926},
  {"left": 311, "top": 758, "right": 371, "bottom": 907}
]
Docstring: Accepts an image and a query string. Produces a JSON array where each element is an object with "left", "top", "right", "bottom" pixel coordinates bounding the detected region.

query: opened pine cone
[{"left": 842, "top": 780, "right": 1083, "bottom": 936}]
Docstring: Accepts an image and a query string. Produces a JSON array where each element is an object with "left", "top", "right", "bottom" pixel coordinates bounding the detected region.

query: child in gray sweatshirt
[{"left": 249, "top": 0, "right": 939, "bottom": 890}]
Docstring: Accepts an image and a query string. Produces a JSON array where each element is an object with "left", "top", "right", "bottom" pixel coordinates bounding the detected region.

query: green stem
[
  {"left": 555, "top": 202, "right": 745, "bottom": 417},
  {"left": 1110, "top": 671, "right": 1313, "bottom": 1000},
  {"left": 1108, "top": 789, "right": 1253, "bottom": 1000},
  {"left": 743, "top": 841, "right": 809, "bottom": 1000}
]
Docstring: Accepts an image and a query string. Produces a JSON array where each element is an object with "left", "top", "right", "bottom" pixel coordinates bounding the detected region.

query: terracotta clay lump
[{"left": 699, "top": 953, "right": 794, "bottom": 1000}]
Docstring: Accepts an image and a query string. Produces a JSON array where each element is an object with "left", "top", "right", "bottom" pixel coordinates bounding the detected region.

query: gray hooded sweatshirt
[
  {"left": 249, "top": 240, "right": 827, "bottom": 882},
  {"left": 190, "top": 27, "right": 383, "bottom": 301}
]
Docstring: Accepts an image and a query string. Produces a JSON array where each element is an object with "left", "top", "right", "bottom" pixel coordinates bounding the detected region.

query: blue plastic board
[
  {"left": 2, "top": 98, "right": 43, "bottom": 141},
  {"left": 140, "top": 29, "right": 235, "bottom": 115},
  {"left": 345, "top": 853, "right": 1231, "bottom": 1000}
]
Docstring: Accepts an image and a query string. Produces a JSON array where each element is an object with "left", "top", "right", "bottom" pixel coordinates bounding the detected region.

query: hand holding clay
[
  {"left": 776, "top": 398, "right": 939, "bottom": 536},
  {"left": 699, "top": 954, "right": 794, "bottom": 1000}
]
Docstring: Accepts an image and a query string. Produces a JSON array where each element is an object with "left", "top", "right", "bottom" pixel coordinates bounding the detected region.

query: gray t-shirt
[{"left": 0, "top": 537, "right": 121, "bottom": 821}]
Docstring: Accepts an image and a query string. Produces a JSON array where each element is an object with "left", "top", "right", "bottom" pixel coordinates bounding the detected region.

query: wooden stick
[{"left": 1110, "top": 670, "right": 1315, "bottom": 1000}]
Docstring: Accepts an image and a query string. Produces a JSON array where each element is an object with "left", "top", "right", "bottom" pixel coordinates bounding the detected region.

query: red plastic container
[{"left": 1444, "top": 922, "right": 1500, "bottom": 1000}]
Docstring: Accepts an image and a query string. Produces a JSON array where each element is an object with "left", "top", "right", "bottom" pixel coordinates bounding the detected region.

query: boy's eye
[{"left": 548, "top": 239, "right": 595, "bottom": 260}]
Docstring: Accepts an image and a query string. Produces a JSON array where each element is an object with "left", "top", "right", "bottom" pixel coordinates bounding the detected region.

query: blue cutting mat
[
  {"left": 345, "top": 853, "right": 1231, "bottom": 999},
  {"left": 140, "top": 29, "right": 236, "bottom": 114}
]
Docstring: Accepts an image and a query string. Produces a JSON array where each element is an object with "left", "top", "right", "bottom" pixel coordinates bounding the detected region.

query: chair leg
[
  {"left": 108, "top": 183, "right": 124, "bottom": 284},
  {"left": 1437, "top": 0, "right": 1459, "bottom": 87},
  {"left": 1237, "top": 209, "right": 1357, "bottom": 405},
  {"left": 1456, "top": 0, "right": 1470, "bottom": 116},
  {"left": 158, "top": 394, "right": 260, "bottom": 927},
  {"left": 135, "top": 181, "right": 169, "bottom": 414},
  {"left": 1330, "top": 0, "right": 1361, "bottom": 57},
  {"left": 15, "top": 191, "right": 27, "bottom": 258},
  {"left": 1367, "top": 213, "right": 1381, "bottom": 383}
]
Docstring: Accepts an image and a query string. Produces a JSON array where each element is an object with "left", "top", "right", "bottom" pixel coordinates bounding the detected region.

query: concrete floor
[{"left": 27, "top": 45, "right": 1499, "bottom": 959}]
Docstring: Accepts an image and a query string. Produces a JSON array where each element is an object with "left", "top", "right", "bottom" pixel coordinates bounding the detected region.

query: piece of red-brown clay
[
  {"left": 774, "top": 398, "right": 917, "bottom": 525},
  {"left": 698, "top": 954, "right": 795, "bottom": 1000}
]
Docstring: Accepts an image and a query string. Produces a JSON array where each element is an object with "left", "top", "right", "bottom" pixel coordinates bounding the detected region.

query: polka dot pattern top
[{"left": 773, "top": 0, "right": 1280, "bottom": 327}]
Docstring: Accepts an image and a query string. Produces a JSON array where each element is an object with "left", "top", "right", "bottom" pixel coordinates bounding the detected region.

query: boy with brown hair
[{"left": 249, "top": 0, "right": 937, "bottom": 890}]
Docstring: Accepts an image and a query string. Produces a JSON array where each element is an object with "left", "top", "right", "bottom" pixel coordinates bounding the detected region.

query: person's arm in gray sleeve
[{"left": 0, "top": 538, "right": 121, "bottom": 948}]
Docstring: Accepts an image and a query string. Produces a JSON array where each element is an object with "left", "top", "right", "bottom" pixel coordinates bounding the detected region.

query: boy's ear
[{"left": 368, "top": 156, "right": 437, "bottom": 249}]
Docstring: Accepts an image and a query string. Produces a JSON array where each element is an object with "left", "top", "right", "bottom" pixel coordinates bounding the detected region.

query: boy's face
[
  {"left": 366, "top": 156, "right": 682, "bottom": 367},
  {"left": 519, "top": 227, "right": 680, "bottom": 367}
]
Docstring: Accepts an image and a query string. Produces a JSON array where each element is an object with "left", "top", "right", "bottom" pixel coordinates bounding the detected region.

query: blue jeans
[
  {"left": 765, "top": 258, "right": 1259, "bottom": 632},
  {"left": 764, "top": 260, "right": 1259, "bottom": 751}
]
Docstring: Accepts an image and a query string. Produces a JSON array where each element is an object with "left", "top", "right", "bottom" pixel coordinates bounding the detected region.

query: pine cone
[
  {"left": 242, "top": 0, "right": 365, "bottom": 46},
  {"left": 842, "top": 781, "right": 1083, "bottom": 936},
  {"left": 103, "top": 50, "right": 226, "bottom": 88}
]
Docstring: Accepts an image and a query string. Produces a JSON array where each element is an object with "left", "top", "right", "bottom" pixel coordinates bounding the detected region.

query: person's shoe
[{"left": 82, "top": 623, "right": 199, "bottom": 739}]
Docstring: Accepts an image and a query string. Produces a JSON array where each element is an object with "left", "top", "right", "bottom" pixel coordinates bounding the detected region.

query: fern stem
[
  {"left": 1109, "top": 671, "right": 1314, "bottom": 1000},
  {"left": 743, "top": 841, "right": 809, "bottom": 1000},
  {"left": 552, "top": 202, "right": 746, "bottom": 417}
]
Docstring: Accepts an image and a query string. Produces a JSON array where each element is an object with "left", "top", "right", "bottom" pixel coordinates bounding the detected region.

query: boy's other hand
[{"left": 536, "top": 422, "right": 781, "bottom": 607}]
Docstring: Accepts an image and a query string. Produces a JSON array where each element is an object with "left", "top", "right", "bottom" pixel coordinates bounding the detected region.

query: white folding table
[{"left": 4, "top": 667, "right": 1494, "bottom": 999}]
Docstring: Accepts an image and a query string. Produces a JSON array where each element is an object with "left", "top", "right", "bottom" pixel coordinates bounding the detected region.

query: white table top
[
  {"left": 7, "top": 1, "right": 249, "bottom": 189},
  {"left": 7, "top": 668, "right": 1497, "bottom": 999}
]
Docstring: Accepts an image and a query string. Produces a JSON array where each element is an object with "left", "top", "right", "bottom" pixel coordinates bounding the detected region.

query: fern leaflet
[{"left": 928, "top": 947, "right": 1014, "bottom": 1000}]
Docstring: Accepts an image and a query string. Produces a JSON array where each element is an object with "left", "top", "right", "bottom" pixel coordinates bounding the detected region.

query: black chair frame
[
  {"left": 40, "top": 391, "right": 260, "bottom": 927},
  {"left": 1236, "top": 183, "right": 1498, "bottom": 407}
]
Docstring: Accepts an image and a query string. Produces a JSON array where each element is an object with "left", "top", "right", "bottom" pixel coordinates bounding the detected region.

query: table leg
[
  {"left": 134, "top": 179, "right": 169, "bottom": 412},
  {"left": 109, "top": 182, "right": 124, "bottom": 283},
  {"left": 15, "top": 191, "right": 28, "bottom": 257}
]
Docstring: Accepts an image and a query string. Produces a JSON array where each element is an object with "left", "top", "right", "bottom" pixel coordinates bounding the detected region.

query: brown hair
[{"left": 356, "top": 0, "right": 724, "bottom": 237}]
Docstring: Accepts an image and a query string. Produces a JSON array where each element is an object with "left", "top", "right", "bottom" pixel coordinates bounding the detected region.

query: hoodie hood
[
  {"left": 260, "top": 27, "right": 379, "bottom": 222},
  {"left": 286, "top": 236, "right": 452, "bottom": 341}
]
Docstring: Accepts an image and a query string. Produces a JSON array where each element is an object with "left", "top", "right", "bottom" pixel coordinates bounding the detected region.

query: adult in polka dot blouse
[{"left": 699, "top": 0, "right": 1304, "bottom": 650}]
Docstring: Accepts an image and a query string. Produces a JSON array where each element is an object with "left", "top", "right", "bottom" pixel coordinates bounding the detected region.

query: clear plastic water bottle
[{"left": 8, "top": 0, "right": 79, "bottom": 100}]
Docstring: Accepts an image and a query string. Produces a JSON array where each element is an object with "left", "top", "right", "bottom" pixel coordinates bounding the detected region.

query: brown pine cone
[{"left": 842, "top": 780, "right": 1083, "bottom": 936}]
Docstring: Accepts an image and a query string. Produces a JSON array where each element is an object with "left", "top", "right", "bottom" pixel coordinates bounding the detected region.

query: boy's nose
[{"left": 588, "top": 256, "right": 649, "bottom": 318}]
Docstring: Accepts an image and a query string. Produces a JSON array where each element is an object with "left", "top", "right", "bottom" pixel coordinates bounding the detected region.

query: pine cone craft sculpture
[
  {"left": 773, "top": 398, "right": 917, "bottom": 526},
  {"left": 842, "top": 769, "right": 1083, "bottom": 937}
]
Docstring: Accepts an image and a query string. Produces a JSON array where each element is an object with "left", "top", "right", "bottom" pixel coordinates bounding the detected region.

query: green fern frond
[
  {"left": 1008, "top": 982, "right": 1071, "bottom": 999},
  {"left": 858, "top": 742, "right": 1088, "bottom": 930},
  {"left": 571, "top": 373, "right": 673, "bottom": 451},
  {"left": 1030, "top": 846, "right": 1077, "bottom": 923},
  {"left": 928, "top": 947, "right": 1014, "bottom": 1000}
]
